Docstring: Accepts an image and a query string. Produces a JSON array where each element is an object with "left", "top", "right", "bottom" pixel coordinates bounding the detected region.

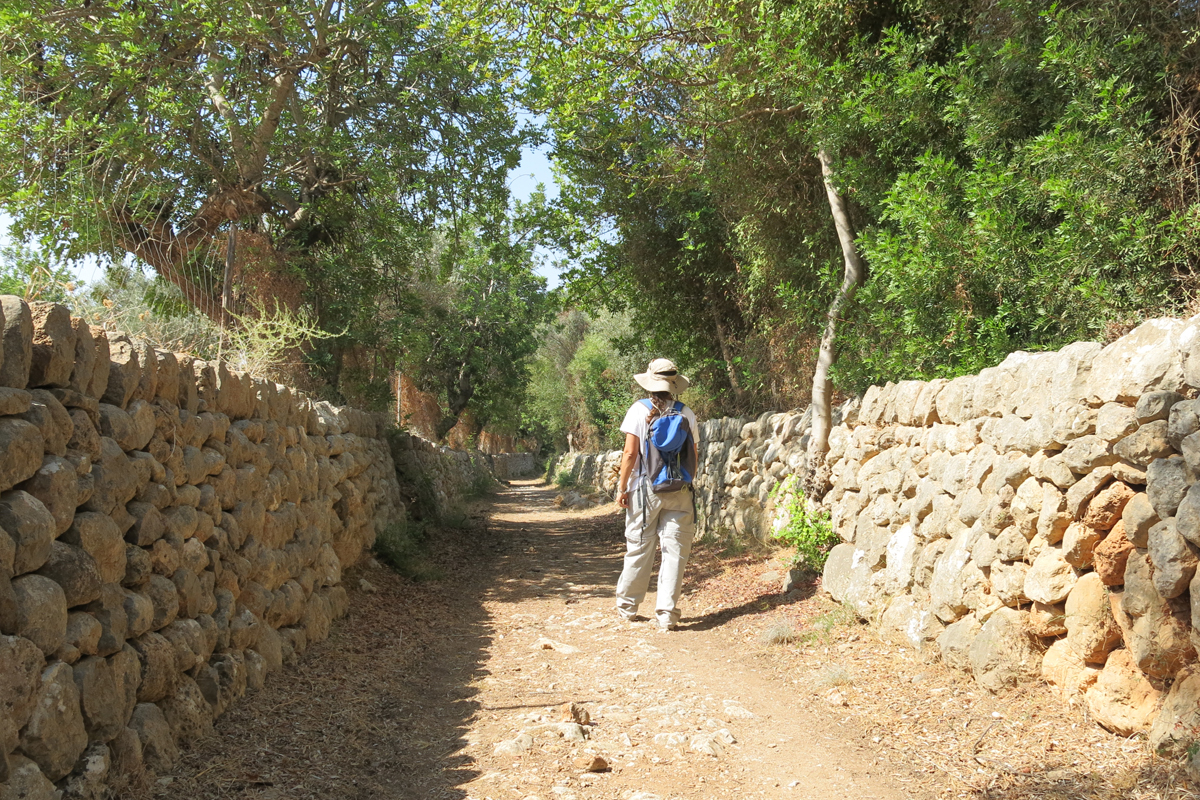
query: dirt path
[
  {"left": 155, "top": 480, "right": 909, "bottom": 800},
  {"left": 155, "top": 480, "right": 1190, "bottom": 800}
]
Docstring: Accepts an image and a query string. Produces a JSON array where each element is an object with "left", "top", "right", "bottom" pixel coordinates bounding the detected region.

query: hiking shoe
[{"left": 656, "top": 619, "right": 677, "bottom": 632}]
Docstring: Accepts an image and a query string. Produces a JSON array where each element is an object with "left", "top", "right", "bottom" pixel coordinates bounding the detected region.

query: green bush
[
  {"left": 466, "top": 471, "right": 496, "bottom": 499},
  {"left": 373, "top": 518, "right": 442, "bottom": 581},
  {"left": 770, "top": 476, "right": 838, "bottom": 573},
  {"left": 554, "top": 470, "right": 577, "bottom": 489}
]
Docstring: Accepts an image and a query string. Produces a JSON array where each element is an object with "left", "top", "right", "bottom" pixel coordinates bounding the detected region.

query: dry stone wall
[
  {"left": 558, "top": 316, "right": 1200, "bottom": 762},
  {"left": 390, "top": 433, "right": 536, "bottom": 516},
  {"left": 555, "top": 407, "right": 822, "bottom": 541},
  {"left": 0, "top": 295, "right": 406, "bottom": 798},
  {"left": 821, "top": 316, "right": 1200, "bottom": 753}
]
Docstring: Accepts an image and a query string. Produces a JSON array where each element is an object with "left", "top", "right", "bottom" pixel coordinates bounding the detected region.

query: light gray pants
[{"left": 615, "top": 485, "right": 696, "bottom": 626}]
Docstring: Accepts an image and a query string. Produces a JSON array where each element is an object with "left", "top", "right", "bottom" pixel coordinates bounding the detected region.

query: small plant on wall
[{"left": 769, "top": 475, "right": 838, "bottom": 573}]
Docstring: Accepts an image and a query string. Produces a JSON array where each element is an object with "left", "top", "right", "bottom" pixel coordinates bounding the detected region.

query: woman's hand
[{"left": 618, "top": 490, "right": 631, "bottom": 509}]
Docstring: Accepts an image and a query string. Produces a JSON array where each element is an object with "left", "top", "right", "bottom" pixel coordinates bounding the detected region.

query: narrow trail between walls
[{"left": 149, "top": 480, "right": 917, "bottom": 800}]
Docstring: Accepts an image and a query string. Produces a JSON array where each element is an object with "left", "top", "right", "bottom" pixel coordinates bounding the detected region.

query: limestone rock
[
  {"left": 19, "top": 455, "right": 77, "bottom": 536},
  {"left": 158, "top": 674, "right": 213, "bottom": 743},
  {"left": 0, "top": 386, "right": 31, "bottom": 416},
  {"left": 821, "top": 543, "right": 855, "bottom": 604},
  {"left": 101, "top": 336, "right": 139, "bottom": 409},
  {"left": 27, "top": 302, "right": 75, "bottom": 388},
  {"left": 1065, "top": 573, "right": 1122, "bottom": 664},
  {"left": 938, "top": 615, "right": 981, "bottom": 672},
  {"left": 990, "top": 560, "right": 1029, "bottom": 607},
  {"left": 144, "top": 574, "right": 179, "bottom": 632},
  {"left": 1122, "top": 550, "right": 1162, "bottom": 619},
  {"left": 0, "top": 295, "right": 32, "bottom": 389},
  {"left": 81, "top": 438, "right": 137, "bottom": 516},
  {"left": 63, "top": 612, "right": 101, "bottom": 661},
  {"left": 1061, "top": 435, "right": 1118, "bottom": 474},
  {"left": 60, "top": 513, "right": 125, "bottom": 586},
  {"left": 0, "top": 755, "right": 58, "bottom": 800},
  {"left": 107, "top": 725, "right": 142, "bottom": 778},
  {"left": 1148, "top": 665, "right": 1200, "bottom": 758},
  {"left": 19, "top": 661, "right": 88, "bottom": 781},
  {"left": 1138, "top": 390, "right": 1184, "bottom": 423},
  {"left": 1168, "top": 399, "right": 1200, "bottom": 451},
  {"left": 1129, "top": 601, "right": 1196, "bottom": 679},
  {"left": 39, "top": 545, "right": 101, "bottom": 617},
  {"left": 73, "top": 646, "right": 140, "bottom": 743},
  {"left": 879, "top": 594, "right": 942, "bottom": 650},
  {"left": 19, "top": 390, "right": 70, "bottom": 457},
  {"left": 1062, "top": 521, "right": 1102, "bottom": 569},
  {"left": 1114, "top": 420, "right": 1173, "bottom": 467},
  {"left": 929, "top": 526, "right": 979, "bottom": 622},
  {"left": 1177, "top": 483, "right": 1200, "bottom": 548},
  {"left": 67, "top": 317, "right": 96, "bottom": 396},
  {"left": 1025, "top": 544, "right": 1079, "bottom": 605},
  {"left": 128, "top": 702, "right": 178, "bottom": 772},
  {"left": 1065, "top": 467, "right": 1113, "bottom": 519},
  {"left": 969, "top": 607, "right": 1041, "bottom": 692},
  {"left": 131, "top": 631, "right": 176, "bottom": 704},
  {"left": 0, "top": 420, "right": 44, "bottom": 494},
  {"left": 1082, "top": 481, "right": 1134, "bottom": 531},
  {"left": 67, "top": 408, "right": 101, "bottom": 461},
  {"left": 1096, "top": 403, "right": 1139, "bottom": 440},
  {"left": 1086, "top": 649, "right": 1163, "bottom": 735},
  {"left": 0, "top": 490, "right": 55, "bottom": 575},
  {"left": 1093, "top": 523, "right": 1135, "bottom": 586},
  {"left": 83, "top": 585, "right": 127, "bottom": 658},
  {"left": 1027, "top": 601, "right": 1068, "bottom": 637},
  {"left": 0, "top": 634, "right": 44, "bottom": 753},
  {"left": 1042, "top": 637, "right": 1102, "bottom": 698},
  {"left": 59, "top": 741, "right": 110, "bottom": 800},
  {"left": 85, "top": 328, "right": 109, "bottom": 401},
  {"left": 1090, "top": 318, "right": 1185, "bottom": 403},
  {"left": 1148, "top": 518, "right": 1198, "bottom": 599},
  {"left": 1122, "top": 492, "right": 1160, "bottom": 548},
  {"left": 1148, "top": 456, "right": 1191, "bottom": 520},
  {"left": 12, "top": 575, "right": 67, "bottom": 655}
]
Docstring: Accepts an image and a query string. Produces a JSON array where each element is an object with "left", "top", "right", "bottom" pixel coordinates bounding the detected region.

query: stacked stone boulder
[
  {"left": 556, "top": 408, "right": 822, "bottom": 540},
  {"left": 821, "top": 315, "right": 1200, "bottom": 752},
  {"left": 560, "top": 315, "right": 1200, "bottom": 759},
  {"left": 390, "top": 431, "right": 516, "bottom": 512},
  {"left": 0, "top": 297, "right": 404, "bottom": 797}
]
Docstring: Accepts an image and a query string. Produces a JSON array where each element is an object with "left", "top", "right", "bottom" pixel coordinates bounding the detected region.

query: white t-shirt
[{"left": 620, "top": 399, "right": 699, "bottom": 479}]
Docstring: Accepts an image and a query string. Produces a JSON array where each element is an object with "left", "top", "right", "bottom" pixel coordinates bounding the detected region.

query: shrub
[
  {"left": 466, "top": 471, "right": 496, "bottom": 499},
  {"left": 770, "top": 475, "right": 838, "bottom": 573},
  {"left": 554, "top": 470, "right": 577, "bottom": 489},
  {"left": 373, "top": 518, "right": 442, "bottom": 581}
]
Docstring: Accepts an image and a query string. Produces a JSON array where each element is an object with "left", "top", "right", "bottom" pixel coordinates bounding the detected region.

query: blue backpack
[{"left": 640, "top": 399, "right": 696, "bottom": 494}]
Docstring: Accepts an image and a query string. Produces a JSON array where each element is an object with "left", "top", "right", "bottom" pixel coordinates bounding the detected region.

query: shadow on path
[{"left": 155, "top": 479, "right": 629, "bottom": 800}]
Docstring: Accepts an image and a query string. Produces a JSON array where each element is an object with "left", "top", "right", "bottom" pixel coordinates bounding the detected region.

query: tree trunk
[
  {"left": 809, "top": 147, "right": 866, "bottom": 460},
  {"left": 709, "top": 307, "right": 748, "bottom": 408}
]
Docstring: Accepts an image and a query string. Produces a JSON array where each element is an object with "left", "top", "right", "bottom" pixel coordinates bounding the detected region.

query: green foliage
[
  {"left": 374, "top": 518, "right": 443, "bottom": 582},
  {"left": 453, "top": 0, "right": 1199, "bottom": 418},
  {"left": 553, "top": 470, "right": 577, "bottom": 489},
  {"left": 466, "top": 471, "right": 497, "bottom": 500},
  {"left": 0, "top": 243, "right": 75, "bottom": 303},
  {"left": 395, "top": 217, "right": 552, "bottom": 439},
  {"left": 769, "top": 476, "right": 838, "bottom": 573},
  {"left": 524, "top": 309, "right": 651, "bottom": 454}
]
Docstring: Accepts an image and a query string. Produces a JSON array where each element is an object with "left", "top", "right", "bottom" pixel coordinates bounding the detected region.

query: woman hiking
[{"left": 614, "top": 358, "right": 699, "bottom": 631}]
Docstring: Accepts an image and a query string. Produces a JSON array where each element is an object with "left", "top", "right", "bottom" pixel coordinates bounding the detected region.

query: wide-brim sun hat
[{"left": 634, "top": 358, "right": 690, "bottom": 393}]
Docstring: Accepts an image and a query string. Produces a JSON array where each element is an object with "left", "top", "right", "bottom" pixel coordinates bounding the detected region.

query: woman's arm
[{"left": 617, "top": 432, "right": 639, "bottom": 509}]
